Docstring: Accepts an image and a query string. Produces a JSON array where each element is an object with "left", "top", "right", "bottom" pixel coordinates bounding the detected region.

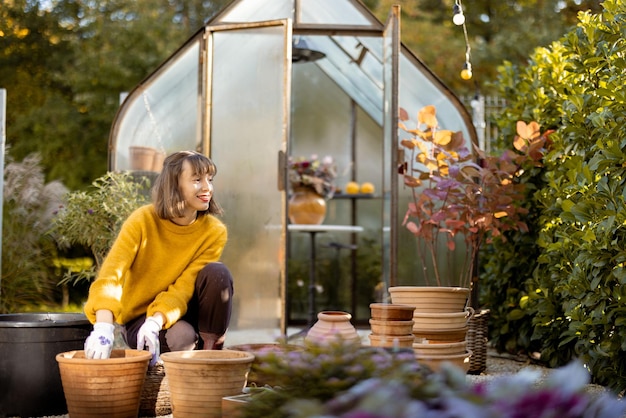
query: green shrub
[
  {"left": 50, "top": 171, "right": 151, "bottom": 284},
  {"left": 483, "top": 0, "right": 626, "bottom": 391}
]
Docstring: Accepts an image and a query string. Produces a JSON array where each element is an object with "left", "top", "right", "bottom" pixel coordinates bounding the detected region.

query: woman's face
[{"left": 179, "top": 159, "right": 213, "bottom": 215}]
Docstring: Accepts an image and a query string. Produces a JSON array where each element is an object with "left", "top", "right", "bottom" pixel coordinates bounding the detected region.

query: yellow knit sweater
[{"left": 84, "top": 204, "right": 227, "bottom": 329}]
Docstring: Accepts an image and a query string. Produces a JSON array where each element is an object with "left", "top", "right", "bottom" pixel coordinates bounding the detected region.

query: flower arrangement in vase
[
  {"left": 287, "top": 154, "right": 337, "bottom": 224},
  {"left": 398, "top": 105, "right": 551, "bottom": 291}
]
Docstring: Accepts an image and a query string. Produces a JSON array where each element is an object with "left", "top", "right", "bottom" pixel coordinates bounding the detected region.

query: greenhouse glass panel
[
  {"left": 208, "top": 23, "right": 289, "bottom": 330},
  {"left": 215, "top": 0, "right": 293, "bottom": 22},
  {"left": 111, "top": 39, "right": 201, "bottom": 171},
  {"left": 298, "top": 0, "right": 378, "bottom": 26}
]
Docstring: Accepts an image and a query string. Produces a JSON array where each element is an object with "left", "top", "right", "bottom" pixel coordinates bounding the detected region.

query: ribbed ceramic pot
[
  {"left": 305, "top": 311, "right": 361, "bottom": 346},
  {"left": 369, "top": 303, "right": 415, "bottom": 321},
  {"left": 160, "top": 349, "right": 254, "bottom": 418},
  {"left": 415, "top": 349, "right": 473, "bottom": 373},
  {"left": 369, "top": 319, "right": 414, "bottom": 336},
  {"left": 412, "top": 307, "right": 474, "bottom": 332},
  {"left": 388, "top": 286, "right": 470, "bottom": 313},
  {"left": 368, "top": 333, "right": 414, "bottom": 348},
  {"left": 56, "top": 349, "right": 152, "bottom": 418},
  {"left": 288, "top": 187, "right": 327, "bottom": 225},
  {"left": 412, "top": 340, "right": 467, "bottom": 356},
  {"left": 413, "top": 327, "right": 468, "bottom": 343}
]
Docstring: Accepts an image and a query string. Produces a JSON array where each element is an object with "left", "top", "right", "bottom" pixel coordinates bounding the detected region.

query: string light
[
  {"left": 453, "top": 0, "right": 473, "bottom": 80},
  {"left": 460, "top": 61, "right": 472, "bottom": 80},
  {"left": 453, "top": 2, "right": 465, "bottom": 26}
]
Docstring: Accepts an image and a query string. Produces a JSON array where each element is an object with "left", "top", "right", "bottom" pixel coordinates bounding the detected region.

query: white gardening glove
[
  {"left": 137, "top": 316, "right": 162, "bottom": 366},
  {"left": 84, "top": 322, "right": 115, "bottom": 359}
]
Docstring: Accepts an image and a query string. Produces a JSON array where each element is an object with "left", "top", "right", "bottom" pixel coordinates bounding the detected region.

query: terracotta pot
[
  {"left": 56, "top": 349, "right": 152, "bottom": 418},
  {"left": 305, "top": 311, "right": 361, "bottom": 346},
  {"left": 388, "top": 286, "right": 470, "bottom": 313},
  {"left": 412, "top": 340, "right": 467, "bottom": 356},
  {"left": 369, "top": 319, "right": 414, "bottom": 336},
  {"left": 288, "top": 187, "right": 327, "bottom": 225},
  {"left": 160, "top": 349, "right": 254, "bottom": 418},
  {"left": 152, "top": 150, "right": 167, "bottom": 172},
  {"left": 227, "top": 343, "right": 303, "bottom": 387},
  {"left": 368, "top": 333, "right": 414, "bottom": 348},
  {"left": 129, "top": 146, "right": 158, "bottom": 171},
  {"left": 369, "top": 303, "right": 415, "bottom": 321},
  {"left": 413, "top": 327, "right": 468, "bottom": 343},
  {"left": 412, "top": 307, "right": 474, "bottom": 331},
  {"left": 415, "top": 349, "right": 473, "bottom": 373}
]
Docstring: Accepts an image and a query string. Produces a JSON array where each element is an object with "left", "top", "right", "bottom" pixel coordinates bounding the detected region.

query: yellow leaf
[
  {"left": 434, "top": 130, "right": 453, "bottom": 146},
  {"left": 494, "top": 211, "right": 508, "bottom": 218},
  {"left": 418, "top": 105, "right": 437, "bottom": 128}
]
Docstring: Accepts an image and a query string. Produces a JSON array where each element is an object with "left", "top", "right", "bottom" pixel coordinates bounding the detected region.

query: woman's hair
[{"left": 152, "top": 150, "right": 224, "bottom": 219}]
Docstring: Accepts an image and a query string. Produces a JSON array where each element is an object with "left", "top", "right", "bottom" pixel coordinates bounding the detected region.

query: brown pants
[{"left": 123, "top": 262, "right": 234, "bottom": 352}]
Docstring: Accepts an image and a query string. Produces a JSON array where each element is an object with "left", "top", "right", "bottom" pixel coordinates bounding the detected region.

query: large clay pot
[
  {"left": 129, "top": 145, "right": 157, "bottom": 171},
  {"left": 160, "top": 349, "right": 255, "bottom": 418},
  {"left": 388, "top": 286, "right": 470, "bottom": 313},
  {"left": 288, "top": 187, "right": 327, "bottom": 225},
  {"left": 56, "top": 349, "right": 152, "bottom": 418},
  {"left": 0, "top": 312, "right": 91, "bottom": 417},
  {"left": 305, "top": 311, "right": 361, "bottom": 346}
]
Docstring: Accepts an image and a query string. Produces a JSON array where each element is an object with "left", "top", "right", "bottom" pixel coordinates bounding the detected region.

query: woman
[{"left": 83, "top": 150, "right": 233, "bottom": 365}]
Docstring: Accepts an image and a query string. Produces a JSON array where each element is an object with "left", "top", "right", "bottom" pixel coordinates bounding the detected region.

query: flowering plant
[
  {"left": 239, "top": 341, "right": 626, "bottom": 418},
  {"left": 288, "top": 155, "right": 337, "bottom": 199},
  {"left": 399, "top": 105, "right": 551, "bottom": 288}
]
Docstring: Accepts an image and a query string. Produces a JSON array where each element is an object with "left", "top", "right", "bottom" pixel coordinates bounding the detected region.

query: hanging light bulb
[
  {"left": 453, "top": 2, "right": 465, "bottom": 26},
  {"left": 460, "top": 61, "right": 473, "bottom": 80}
]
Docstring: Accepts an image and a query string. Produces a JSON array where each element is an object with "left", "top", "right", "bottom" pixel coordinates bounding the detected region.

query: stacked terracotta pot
[
  {"left": 367, "top": 303, "right": 415, "bottom": 348},
  {"left": 388, "top": 286, "right": 473, "bottom": 372}
]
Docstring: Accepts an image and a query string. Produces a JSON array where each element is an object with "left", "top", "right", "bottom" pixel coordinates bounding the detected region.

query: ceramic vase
[
  {"left": 305, "top": 311, "right": 361, "bottom": 346},
  {"left": 160, "top": 349, "right": 254, "bottom": 418},
  {"left": 56, "top": 349, "right": 152, "bottom": 418},
  {"left": 288, "top": 187, "right": 327, "bottom": 225}
]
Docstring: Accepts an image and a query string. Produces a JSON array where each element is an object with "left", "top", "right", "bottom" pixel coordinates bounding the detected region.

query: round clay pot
[
  {"left": 227, "top": 343, "right": 303, "bottom": 386},
  {"left": 288, "top": 187, "right": 327, "bottom": 225},
  {"left": 412, "top": 340, "right": 467, "bottom": 356},
  {"left": 368, "top": 333, "right": 414, "bottom": 348},
  {"left": 415, "top": 349, "right": 473, "bottom": 373},
  {"left": 305, "top": 311, "right": 361, "bottom": 346},
  {"left": 56, "top": 349, "right": 152, "bottom": 418},
  {"left": 160, "top": 349, "right": 255, "bottom": 418},
  {"left": 412, "top": 307, "right": 474, "bottom": 331},
  {"left": 369, "top": 319, "right": 414, "bottom": 336},
  {"left": 369, "top": 303, "right": 415, "bottom": 321},
  {"left": 413, "top": 326, "right": 468, "bottom": 343},
  {"left": 388, "top": 286, "right": 470, "bottom": 313}
]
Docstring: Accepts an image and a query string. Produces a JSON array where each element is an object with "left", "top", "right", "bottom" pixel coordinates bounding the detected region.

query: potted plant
[
  {"left": 397, "top": 105, "right": 549, "bottom": 296},
  {"left": 287, "top": 154, "right": 337, "bottom": 225},
  {"left": 395, "top": 105, "right": 551, "bottom": 372}
]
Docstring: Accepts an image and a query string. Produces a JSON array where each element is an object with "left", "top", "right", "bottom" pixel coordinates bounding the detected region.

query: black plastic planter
[{"left": 0, "top": 312, "right": 91, "bottom": 417}]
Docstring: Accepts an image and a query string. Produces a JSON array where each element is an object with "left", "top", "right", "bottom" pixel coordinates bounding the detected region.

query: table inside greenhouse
[{"left": 288, "top": 224, "right": 364, "bottom": 336}]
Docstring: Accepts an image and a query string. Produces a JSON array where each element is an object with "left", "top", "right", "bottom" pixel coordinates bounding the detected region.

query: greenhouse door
[
  {"left": 382, "top": 6, "right": 401, "bottom": 289},
  {"left": 205, "top": 20, "right": 291, "bottom": 332}
]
